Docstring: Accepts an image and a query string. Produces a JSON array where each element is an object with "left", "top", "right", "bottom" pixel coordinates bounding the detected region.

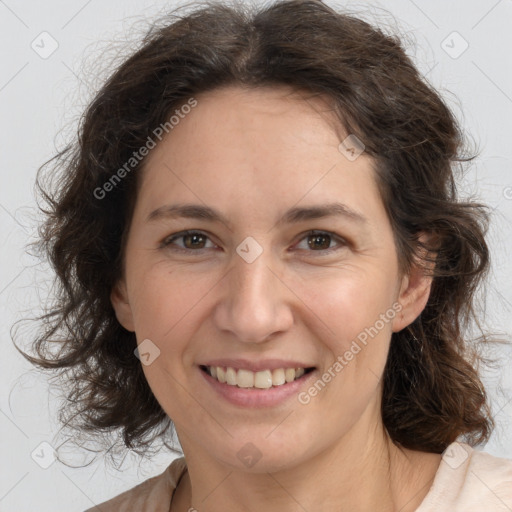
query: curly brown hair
[{"left": 16, "top": 0, "right": 495, "bottom": 458}]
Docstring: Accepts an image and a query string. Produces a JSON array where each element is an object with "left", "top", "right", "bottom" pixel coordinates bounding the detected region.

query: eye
[
  {"left": 294, "top": 230, "right": 347, "bottom": 254},
  {"left": 160, "top": 230, "right": 217, "bottom": 252},
  {"left": 160, "top": 229, "right": 347, "bottom": 255}
]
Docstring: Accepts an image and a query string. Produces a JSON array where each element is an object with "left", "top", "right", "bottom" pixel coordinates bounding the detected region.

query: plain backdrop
[{"left": 1, "top": 0, "right": 511, "bottom": 510}]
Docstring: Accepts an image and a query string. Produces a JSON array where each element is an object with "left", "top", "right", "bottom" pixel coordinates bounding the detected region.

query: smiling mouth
[{"left": 200, "top": 365, "right": 315, "bottom": 389}]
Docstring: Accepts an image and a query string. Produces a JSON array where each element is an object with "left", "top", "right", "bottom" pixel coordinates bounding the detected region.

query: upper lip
[{"left": 200, "top": 358, "right": 315, "bottom": 372}]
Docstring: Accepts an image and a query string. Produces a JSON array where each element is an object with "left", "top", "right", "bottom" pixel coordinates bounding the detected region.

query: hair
[{"left": 16, "top": 0, "right": 495, "bottom": 458}]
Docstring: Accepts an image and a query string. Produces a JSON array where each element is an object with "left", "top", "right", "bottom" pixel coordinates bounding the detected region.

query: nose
[{"left": 212, "top": 246, "right": 294, "bottom": 344}]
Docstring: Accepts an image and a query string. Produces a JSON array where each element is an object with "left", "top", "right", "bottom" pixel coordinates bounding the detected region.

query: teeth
[
  {"left": 272, "top": 368, "right": 286, "bottom": 386},
  {"left": 295, "top": 368, "right": 305, "bottom": 378},
  {"left": 285, "top": 368, "right": 296, "bottom": 383},
  {"left": 226, "top": 367, "right": 237, "bottom": 386},
  {"left": 205, "top": 366, "right": 309, "bottom": 388},
  {"left": 217, "top": 367, "right": 226, "bottom": 383},
  {"left": 237, "top": 369, "right": 254, "bottom": 388},
  {"left": 254, "top": 370, "right": 272, "bottom": 389}
]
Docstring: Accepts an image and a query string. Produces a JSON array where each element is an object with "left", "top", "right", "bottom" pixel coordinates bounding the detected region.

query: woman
[{"left": 19, "top": 0, "right": 512, "bottom": 510}]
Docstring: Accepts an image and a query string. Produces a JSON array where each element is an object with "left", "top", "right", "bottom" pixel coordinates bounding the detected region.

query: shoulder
[
  {"left": 418, "top": 442, "right": 512, "bottom": 512},
  {"left": 84, "top": 457, "right": 187, "bottom": 512}
]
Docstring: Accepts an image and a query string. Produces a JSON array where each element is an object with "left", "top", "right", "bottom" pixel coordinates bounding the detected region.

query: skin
[{"left": 111, "top": 84, "right": 442, "bottom": 512}]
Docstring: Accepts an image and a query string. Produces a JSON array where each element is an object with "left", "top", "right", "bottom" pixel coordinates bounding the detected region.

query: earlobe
[
  {"left": 110, "top": 280, "right": 135, "bottom": 332},
  {"left": 392, "top": 239, "right": 435, "bottom": 333}
]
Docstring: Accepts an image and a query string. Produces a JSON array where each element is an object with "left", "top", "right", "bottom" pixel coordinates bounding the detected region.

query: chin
[{"left": 205, "top": 432, "right": 314, "bottom": 474}]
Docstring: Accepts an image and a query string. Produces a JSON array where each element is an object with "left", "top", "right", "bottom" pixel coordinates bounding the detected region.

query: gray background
[{"left": 1, "top": 0, "right": 511, "bottom": 510}]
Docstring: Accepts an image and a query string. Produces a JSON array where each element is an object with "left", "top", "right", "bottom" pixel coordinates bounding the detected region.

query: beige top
[{"left": 86, "top": 442, "right": 512, "bottom": 511}]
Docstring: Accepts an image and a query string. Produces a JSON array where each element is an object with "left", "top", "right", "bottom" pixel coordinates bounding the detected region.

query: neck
[{"left": 172, "top": 414, "right": 441, "bottom": 512}]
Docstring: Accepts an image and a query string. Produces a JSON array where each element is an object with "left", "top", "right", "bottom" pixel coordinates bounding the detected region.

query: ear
[
  {"left": 392, "top": 235, "right": 436, "bottom": 333},
  {"left": 110, "top": 279, "right": 135, "bottom": 332}
]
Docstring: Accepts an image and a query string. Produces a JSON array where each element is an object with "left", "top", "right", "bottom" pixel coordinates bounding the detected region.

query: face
[{"left": 112, "top": 85, "right": 431, "bottom": 472}]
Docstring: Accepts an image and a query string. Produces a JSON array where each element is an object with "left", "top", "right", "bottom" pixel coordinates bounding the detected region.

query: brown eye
[
  {"left": 295, "top": 230, "right": 347, "bottom": 254},
  {"left": 307, "top": 233, "right": 332, "bottom": 250},
  {"left": 161, "top": 231, "right": 216, "bottom": 252},
  {"left": 182, "top": 232, "right": 207, "bottom": 249}
]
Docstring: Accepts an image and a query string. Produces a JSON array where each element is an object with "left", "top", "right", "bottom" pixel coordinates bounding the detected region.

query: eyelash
[{"left": 159, "top": 229, "right": 348, "bottom": 255}]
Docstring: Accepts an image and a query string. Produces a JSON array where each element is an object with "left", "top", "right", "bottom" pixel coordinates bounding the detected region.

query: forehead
[
  {"left": 142, "top": 84, "right": 347, "bottom": 173},
  {"left": 135, "top": 84, "right": 384, "bottom": 227}
]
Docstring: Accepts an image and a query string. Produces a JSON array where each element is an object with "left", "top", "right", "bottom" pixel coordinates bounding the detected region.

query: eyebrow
[{"left": 146, "top": 202, "right": 368, "bottom": 228}]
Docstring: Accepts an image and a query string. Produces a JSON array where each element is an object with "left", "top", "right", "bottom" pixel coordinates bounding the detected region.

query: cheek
[
  {"left": 128, "top": 266, "right": 211, "bottom": 408},
  {"left": 127, "top": 262, "right": 221, "bottom": 392},
  {"left": 128, "top": 261, "right": 207, "bottom": 339},
  {"left": 303, "top": 265, "right": 399, "bottom": 403},
  {"left": 308, "top": 265, "right": 398, "bottom": 341}
]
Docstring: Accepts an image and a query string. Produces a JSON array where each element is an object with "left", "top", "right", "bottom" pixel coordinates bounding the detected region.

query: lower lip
[{"left": 199, "top": 367, "right": 317, "bottom": 408}]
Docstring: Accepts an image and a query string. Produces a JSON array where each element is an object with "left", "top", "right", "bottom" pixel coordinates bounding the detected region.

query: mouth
[{"left": 199, "top": 365, "right": 316, "bottom": 389}]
